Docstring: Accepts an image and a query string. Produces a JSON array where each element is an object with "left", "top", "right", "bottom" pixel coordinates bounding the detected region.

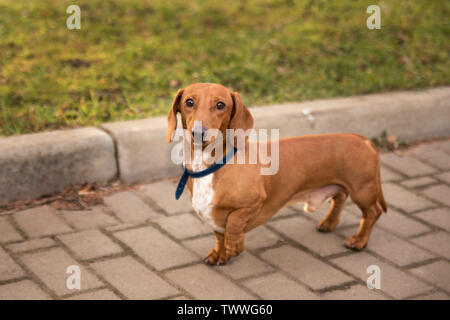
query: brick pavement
[{"left": 0, "top": 139, "right": 449, "bottom": 300}]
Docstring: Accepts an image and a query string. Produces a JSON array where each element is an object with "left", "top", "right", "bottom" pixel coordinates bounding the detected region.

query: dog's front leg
[
  {"left": 225, "top": 205, "right": 262, "bottom": 259},
  {"left": 204, "top": 231, "right": 228, "bottom": 265}
]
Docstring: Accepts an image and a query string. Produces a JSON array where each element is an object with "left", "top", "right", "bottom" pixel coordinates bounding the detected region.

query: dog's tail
[
  {"left": 366, "top": 136, "right": 388, "bottom": 213},
  {"left": 376, "top": 159, "right": 388, "bottom": 213}
]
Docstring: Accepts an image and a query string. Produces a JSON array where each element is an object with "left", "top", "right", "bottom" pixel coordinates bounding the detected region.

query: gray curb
[
  {"left": 101, "top": 117, "right": 177, "bottom": 184},
  {"left": 0, "top": 127, "right": 117, "bottom": 202},
  {"left": 1, "top": 87, "right": 449, "bottom": 203}
]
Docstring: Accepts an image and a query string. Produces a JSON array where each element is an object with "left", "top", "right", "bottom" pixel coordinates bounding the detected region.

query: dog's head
[{"left": 166, "top": 83, "right": 253, "bottom": 145}]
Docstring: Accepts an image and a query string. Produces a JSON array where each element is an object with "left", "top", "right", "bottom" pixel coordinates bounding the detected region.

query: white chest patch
[{"left": 190, "top": 153, "right": 225, "bottom": 233}]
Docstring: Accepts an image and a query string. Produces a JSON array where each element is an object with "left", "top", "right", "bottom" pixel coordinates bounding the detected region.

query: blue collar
[{"left": 175, "top": 147, "right": 238, "bottom": 200}]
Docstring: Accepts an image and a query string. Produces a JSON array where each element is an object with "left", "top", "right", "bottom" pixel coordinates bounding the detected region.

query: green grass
[{"left": 0, "top": 0, "right": 448, "bottom": 136}]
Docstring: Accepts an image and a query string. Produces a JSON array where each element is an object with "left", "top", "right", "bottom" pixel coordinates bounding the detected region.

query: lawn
[{"left": 0, "top": 0, "right": 448, "bottom": 136}]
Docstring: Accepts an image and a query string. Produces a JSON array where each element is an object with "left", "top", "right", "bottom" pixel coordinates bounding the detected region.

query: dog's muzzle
[{"left": 192, "top": 126, "right": 208, "bottom": 144}]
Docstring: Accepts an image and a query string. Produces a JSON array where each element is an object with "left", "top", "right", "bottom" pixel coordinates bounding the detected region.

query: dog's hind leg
[
  {"left": 345, "top": 185, "right": 383, "bottom": 250},
  {"left": 317, "top": 189, "right": 348, "bottom": 232}
]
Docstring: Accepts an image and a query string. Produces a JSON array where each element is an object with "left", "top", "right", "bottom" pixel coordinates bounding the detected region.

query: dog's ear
[
  {"left": 166, "top": 88, "right": 184, "bottom": 143},
  {"left": 229, "top": 91, "right": 254, "bottom": 130}
]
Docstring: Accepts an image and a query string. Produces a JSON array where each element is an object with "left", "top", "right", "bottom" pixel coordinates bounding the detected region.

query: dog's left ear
[
  {"left": 166, "top": 88, "right": 184, "bottom": 143},
  {"left": 229, "top": 91, "right": 254, "bottom": 130}
]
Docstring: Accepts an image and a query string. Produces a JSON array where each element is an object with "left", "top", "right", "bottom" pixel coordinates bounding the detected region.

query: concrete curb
[
  {"left": 1, "top": 87, "right": 449, "bottom": 202},
  {"left": 0, "top": 127, "right": 117, "bottom": 202},
  {"left": 101, "top": 117, "right": 179, "bottom": 184},
  {"left": 251, "top": 86, "right": 450, "bottom": 140}
]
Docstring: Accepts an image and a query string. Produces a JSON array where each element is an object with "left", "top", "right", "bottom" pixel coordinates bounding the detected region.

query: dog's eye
[
  {"left": 185, "top": 99, "right": 194, "bottom": 108},
  {"left": 216, "top": 101, "right": 226, "bottom": 110}
]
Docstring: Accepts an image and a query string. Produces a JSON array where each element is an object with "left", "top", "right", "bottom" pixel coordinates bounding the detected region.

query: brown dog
[{"left": 167, "top": 83, "right": 387, "bottom": 265}]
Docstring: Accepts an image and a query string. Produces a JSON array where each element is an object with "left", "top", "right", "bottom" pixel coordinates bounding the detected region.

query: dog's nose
[{"left": 192, "top": 126, "right": 209, "bottom": 142}]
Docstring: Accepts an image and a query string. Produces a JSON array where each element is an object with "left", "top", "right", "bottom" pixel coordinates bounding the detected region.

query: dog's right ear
[{"left": 166, "top": 88, "right": 184, "bottom": 143}]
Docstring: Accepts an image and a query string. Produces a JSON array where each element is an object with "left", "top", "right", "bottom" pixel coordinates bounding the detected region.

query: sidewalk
[{"left": 0, "top": 139, "right": 449, "bottom": 300}]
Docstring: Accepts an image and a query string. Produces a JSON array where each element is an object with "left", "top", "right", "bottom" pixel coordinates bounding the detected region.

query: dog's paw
[
  {"left": 317, "top": 217, "right": 339, "bottom": 233},
  {"left": 203, "top": 248, "right": 228, "bottom": 266},
  {"left": 344, "top": 235, "right": 368, "bottom": 251},
  {"left": 224, "top": 239, "right": 244, "bottom": 258}
]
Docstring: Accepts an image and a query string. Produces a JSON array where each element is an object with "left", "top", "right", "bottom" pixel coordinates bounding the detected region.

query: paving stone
[
  {"left": 300, "top": 205, "right": 361, "bottom": 230},
  {"left": 415, "top": 207, "right": 450, "bottom": 231},
  {"left": 434, "top": 171, "right": 450, "bottom": 184},
  {"left": 339, "top": 227, "right": 435, "bottom": 267},
  {"left": 409, "top": 145, "right": 450, "bottom": 171},
  {"left": 420, "top": 184, "right": 450, "bottom": 207},
  {"left": 382, "top": 183, "right": 435, "bottom": 212},
  {"left": 0, "top": 280, "right": 51, "bottom": 300},
  {"left": 411, "top": 232, "right": 450, "bottom": 260},
  {"left": 375, "top": 208, "right": 431, "bottom": 238},
  {"left": 140, "top": 180, "right": 192, "bottom": 215},
  {"left": 0, "top": 216, "right": 23, "bottom": 243},
  {"left": 184, "top": 235, "right": 276, "bottom": 280},
  {"left": 0, "top": 247, "right": 25, "bottom": 281},
  {"left": 432, "top": 139, "right": 450, "bottom": 154},
  {"left": 156, "top": 213, "right": 211, "bottom": 239},
  {"left": 412, "top": 291, "right": 450, "bottom": 300},
  {"left": 245, "top": 225, "right": 283, "bottom": 250},
  {"left": 401, "top": 176, "right": 438, "bottom": 188},
  {"left": 114, "top": 226, "right": 197, "bottom": 270},
  {"left": 91, "top": 256, "right": 177, "bottom": 299},
  {"left": 170, "top": 295, "right": 190, "bottom": 300},
  {"left": 322, "top": 285, "right": 387, "bottom": 300},
  {"left": 242, "top": 272, "right": 320, "bottom": 300},
  {"left": 269, "top": 216, "right": 348, "bottom": 257},
  {"left": 165, "top": 264, "right": 255, "bottom": 299},
  {"left": 183, "top": 224, "right": 284, "bottom": 256},
  {"left": 331, "top": 252, "right": 431, "bottom": 299},
  {"left": 289, "top": 202, "right": 316, "bottom": 215},
  {"left": 62, "top": 207, "right": 119, "bottom": 230},
  {"left": 182, "top": 235, "right": 215, "bottom": 258},
  {"left": 260, "top": 245, "right": 352, "bottom": 290},
  {"left": 19, "top": 247, "right": 102, "bottom": 296},
  {"left": 104, "top": 222, "right": 143, "bottom": 232},
  {"left": 380, "top": 165, "right": 403, "bottom": 182},
  {"left": 7, "top": 238, "right": 56, "bottom": 253},
  {"left": 273, "top": 206, "right": 297, "bottom": 218},
  {"left": 58, "top": 230, "right": 122, "bottom": 260},
  {"left": 104, "top": 191, "right": 159, "bottom": 223},
  {"left": 410, "top": 261, "right": 450, "bottom": 292},
  {"left": 14, "top": 206, "right": 72, "bottom": 238},
  {"left": 381, "top": 153, "right": 437, "bottom": 177},
  {"left": 343, "top": 203, "right": 361, "bottom": 216},
  {"left": 216, "top": 252, "right": 273, "bottom": 280},
  {"left": 66, "top": 288, "right": 121, "bottom": 300}
]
